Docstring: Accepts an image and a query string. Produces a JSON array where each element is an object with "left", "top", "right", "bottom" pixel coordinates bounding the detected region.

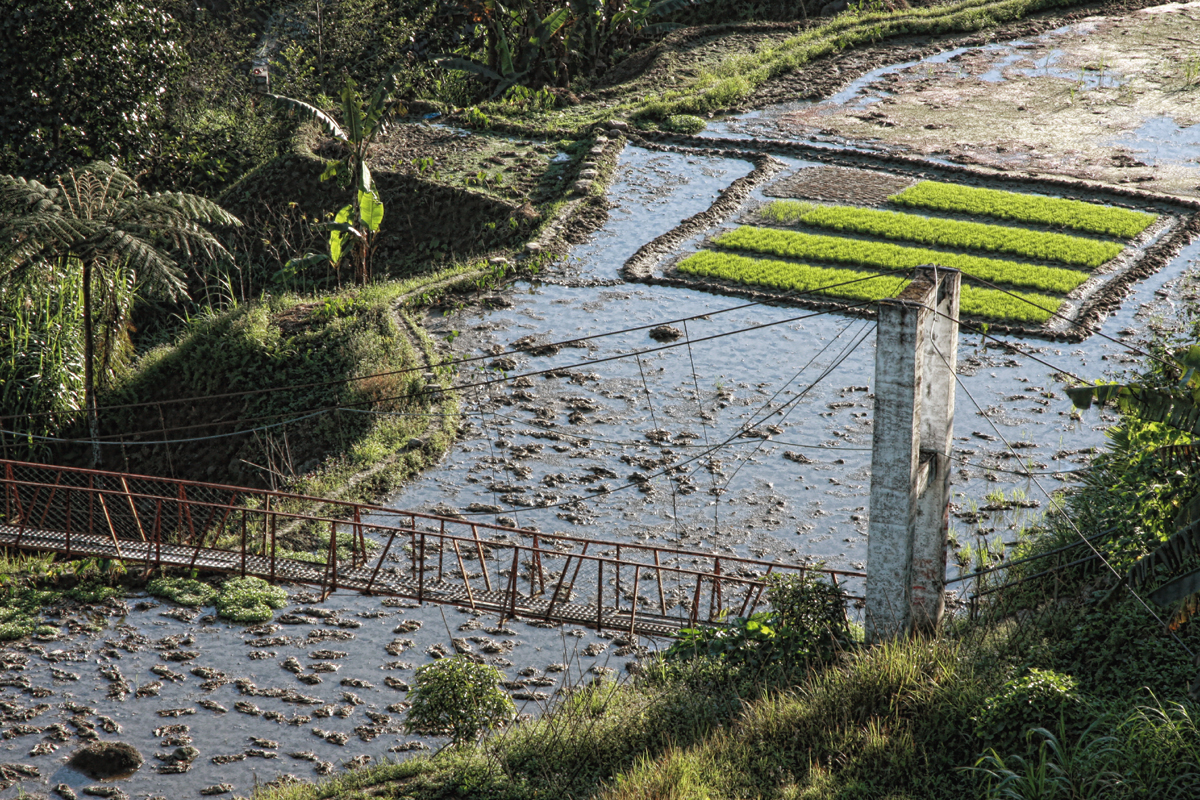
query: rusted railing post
[
  {"left": 438, "top": 519, "right": 445, "bottom": 581},
  {"left": 596, "top": 559, "right": 604, "bottom": 632},
  {"left": 330, "top": 521, "right": 339, "bottom": 593},
  {"left": 366, "top": 530, "right": 398, "bottom": 592},
  {"left": 64, "top": 491, "right": 72, "bottom": 557},
  {"left": 154, "top": 500, "right": 163, "bottom": 572},
  {"left": 417, "top": 532, "right": 426, "bottom": 604},
  {"left": 268, "top": 496, "right": 276, "bottom": 583},
  {"left": 472, "top": 524, "right": 492, "bottom": 592},
  {"left": 740, "top": 565, "right": 772, "bottom": 617},
  {"left": 654, "top": 550, "right": 666, "bottom": 614},
  {"left": 629, "top": 565, "right": 641, "bottom": 635},
  {"left": 452, "top": 540, "right": 476, "bottom": 611},
  {"left": 240, "top": 510, "right": 248, "bottom": 577}
]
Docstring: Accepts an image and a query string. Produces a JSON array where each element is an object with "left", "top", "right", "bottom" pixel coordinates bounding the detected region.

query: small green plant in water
[
  {"left": 147, "top": 577, "right": 218, "bottom": 607},
  {"left": 216, "top": 576, "right": 288, "bottom": 623}
]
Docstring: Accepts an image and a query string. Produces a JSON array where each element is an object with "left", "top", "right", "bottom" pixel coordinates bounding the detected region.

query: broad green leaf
[
  {"left": 329, "top": 229, "right": 343, "bottom": 265},
  {"left": 265, "top": 93, "right": 346, "bottom": 142},
  {"left": 359, "top": 162, "right": 372, "bottom": 194},
  {"left": 319, "top": 161, "right": 340, "bottom": 182},
  {"left": 283, "top": 253, "right": 330, "bottom": 272},
  {"left": 341, "top": 77, "right": 364, "bottom": 146},
  {"left": 496, "top": 24, "right": 514, "bottom": 77},
  {"left": 359, "top": 190, "right": 384, "bottom": 232},
  {"left": 334, "top": 204, "right": 354, "bottom": 226},
  {"left": 535, "top": 8, "right": 570, "bottom": 43},
  {"left": 435, "top": 57, "right": 505, "bottom": 83}
]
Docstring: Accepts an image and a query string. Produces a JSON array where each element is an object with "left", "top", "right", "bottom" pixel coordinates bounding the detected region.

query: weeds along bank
[
  {"left": 235, "top": 300, "right": 1200, "bottom": 797},
  {"left": 243, "top": 404, "right": 1200, "bottom": 800}
]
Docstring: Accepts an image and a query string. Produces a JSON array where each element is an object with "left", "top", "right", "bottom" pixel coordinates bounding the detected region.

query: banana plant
[
  {"left": 1067, "top": 345, "right": 1200, "bottom": 644},
  {"left": 438, "top": 3, "right": 570, "bottom": 96},
  {"left": 268, "top": 71, "right": 403, "bottom": 285}
]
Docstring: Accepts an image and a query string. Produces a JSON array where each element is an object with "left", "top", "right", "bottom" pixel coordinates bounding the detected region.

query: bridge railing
[{"left": 0, "top": 459, "right": 864, "bottom": 634}]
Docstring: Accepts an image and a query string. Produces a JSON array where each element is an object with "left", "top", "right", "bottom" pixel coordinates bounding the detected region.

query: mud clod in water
[{"left": 70, "top": 740, "right": 144, "bottom": 778}]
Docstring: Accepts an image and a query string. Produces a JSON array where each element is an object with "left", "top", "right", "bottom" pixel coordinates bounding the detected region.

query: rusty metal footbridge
[{"left": 0, "top": 460, "right": 862, "bottom": 637}]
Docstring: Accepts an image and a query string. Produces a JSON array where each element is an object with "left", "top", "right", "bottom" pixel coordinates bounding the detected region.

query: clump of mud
[{"left": 70, "top": 741, "right": 144, "bottom": 778}]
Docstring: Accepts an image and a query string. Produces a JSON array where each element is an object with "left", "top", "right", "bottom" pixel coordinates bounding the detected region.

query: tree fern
[{"left": 0, "top": 162, "right": 241, "bottom": 466}]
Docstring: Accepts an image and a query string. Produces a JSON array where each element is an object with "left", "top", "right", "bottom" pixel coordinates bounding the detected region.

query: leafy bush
[
  {"left": 664, "top": 572, "right": 851, "bottom": 683},
  {"left": 404, "top": 656, "right": 516, "bottom": 746},
  {"left": 676, "top": 250, "right": 1061, "bottom": 323},
  {"left": 974, "top": 668, "right": 1087, "bottom": 754},
  {"left": 215, "top": 576, "right": 288, "bottom": 623},
  {"left": 717, "top": 225, "right": 1090, "bottom": 294},
  {"left": 890, "top": 181, "right": 1157, "bottom": 239},
  {"left": 663, "top": 114, "right": 707, "bottom": 134},
  {"left": 763, "top": 200, "right": 1124, "bottom": 267},
  {"left": 148, "top": 577, "right": 218, "bottom": 607}
]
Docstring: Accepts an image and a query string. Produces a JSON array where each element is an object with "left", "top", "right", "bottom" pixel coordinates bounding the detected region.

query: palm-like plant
[
  {"left": 0, "top": 161, "right": 241, "bottom": 466},
  {"left": 268, "top": 72, "right": 402, "bottom": 285}
]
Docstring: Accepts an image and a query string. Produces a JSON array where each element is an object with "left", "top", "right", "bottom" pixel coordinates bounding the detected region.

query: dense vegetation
[
  {"left": 762, "top": 200, "right": 1126, "bottom": 267},
  {"left": 678, "top": 250, "right": 1062, "bottom": 323},
  {"left": 889, "top": 181, "right": 1159, "bottom": 239}
]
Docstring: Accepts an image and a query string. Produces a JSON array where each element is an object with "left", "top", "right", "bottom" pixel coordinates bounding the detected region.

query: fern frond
[{"left": 265, "top": 93, "right": 347, "bottom": 142}]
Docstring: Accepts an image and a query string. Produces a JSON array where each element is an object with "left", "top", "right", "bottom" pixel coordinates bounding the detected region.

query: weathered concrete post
[{"left": 865, "top": 266, "right": 960, "bottom": 642}]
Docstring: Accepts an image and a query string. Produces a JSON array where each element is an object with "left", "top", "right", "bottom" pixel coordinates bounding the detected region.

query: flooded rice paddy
[{"left": 5, "top": 14, "right": 1200, "bottom": 798}]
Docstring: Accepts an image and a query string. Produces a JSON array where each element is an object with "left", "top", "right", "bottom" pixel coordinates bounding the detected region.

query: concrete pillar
[{"left": 865, "top": 266, "right": 959, "bottom": 642}]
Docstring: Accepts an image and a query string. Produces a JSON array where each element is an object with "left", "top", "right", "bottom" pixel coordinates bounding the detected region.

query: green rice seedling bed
[
  {"left": 714, "top": 226, "right": 1089, "bottom": 294},
  {"left": 677, "top": 251, "right": 1061, "bottom": 324},
  {"left": 761, "top": 200, "right": 1124, "bottom": 268},
  {"left": 888, "top": 181, "right": 1157, "bottom": 239}
]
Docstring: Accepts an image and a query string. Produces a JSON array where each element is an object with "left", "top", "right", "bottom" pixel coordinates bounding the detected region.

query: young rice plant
[
  {"left": 761, "top": 201, "right": 1124, "bottom": 268},
  {"left": 888, "top": 181, "right": 1157, "bottom": 239},
  {"left": 677, "top": 250, "right": 1061, "bottom": 324},
  {"left": 714, "top": 226, "right": 1090, "bottom": 294}
]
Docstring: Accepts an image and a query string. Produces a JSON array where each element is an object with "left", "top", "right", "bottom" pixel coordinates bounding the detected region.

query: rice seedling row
[
  {"left": 888, "top": 180, "right": 1157, "bottom": 239},
  {"left": 676, "top": 250, "right": 1061, "bottom": 324},
  {"left": 713, "top": 226, "right": 1090, "bottom": 294},
  {"left": 761, "top": 200, "right": 1124, "bottom": 268}
]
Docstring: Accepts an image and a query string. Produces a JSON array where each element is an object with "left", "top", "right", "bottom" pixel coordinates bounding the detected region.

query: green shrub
[
  {"left": 974, "top": 668, "right": 1086, "bottom": 754},
  {"left": 663, "top": 114, "right": 707, "bottom": 134},
  {"left": 147, "top": 577, "right": 218, "bottom": 607},
  {"left": 215, "top": 576, "right": 288, "bottom": 623},
  {"left": 664, "top": 572, "right": 850, "bottom": 685},
  {"left": 404, "top": 656, "right": 516, "bottom": 746}
]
